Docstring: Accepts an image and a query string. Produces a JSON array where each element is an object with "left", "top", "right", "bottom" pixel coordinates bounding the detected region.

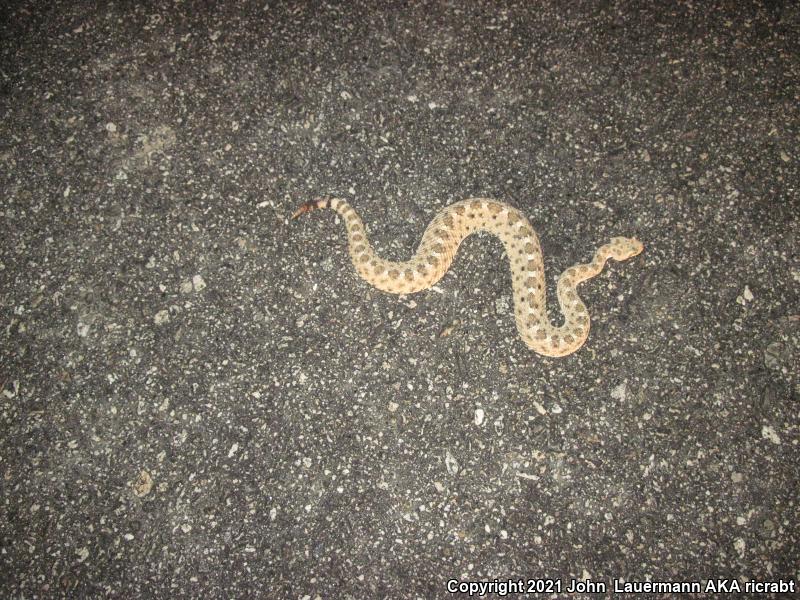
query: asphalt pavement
[{"left": 1, "top": 1, "right": 798, "bottom": 597}]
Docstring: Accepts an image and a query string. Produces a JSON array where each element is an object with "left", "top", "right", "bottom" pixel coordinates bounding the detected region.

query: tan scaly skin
[{"left": 293, "top": 197, "right": 643, "bottom": 356}]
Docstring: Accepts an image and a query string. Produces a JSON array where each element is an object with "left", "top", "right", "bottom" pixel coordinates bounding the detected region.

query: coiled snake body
[{"left": 293, "top": 198, "right": 643, "bottom": 356}]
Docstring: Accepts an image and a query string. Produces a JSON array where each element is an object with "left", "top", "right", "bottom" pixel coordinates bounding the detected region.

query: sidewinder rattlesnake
[{"left": 293, "top": 197, "right": 643, "bottom": 356}]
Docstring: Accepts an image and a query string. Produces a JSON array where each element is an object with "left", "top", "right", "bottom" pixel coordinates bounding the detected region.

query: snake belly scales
[{"left": 292, "top": 198, "right": 643, "bottom": 357}]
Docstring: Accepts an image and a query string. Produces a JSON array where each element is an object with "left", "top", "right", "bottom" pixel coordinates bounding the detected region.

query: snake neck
[{"left": 518, "top": 246, "right": 617, "bottom": 356}]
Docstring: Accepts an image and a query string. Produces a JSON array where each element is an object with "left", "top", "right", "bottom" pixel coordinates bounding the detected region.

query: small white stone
[
  {"left": 3, "top": 380, "right": 18, "bottom": 399},
  {"left": 531, "top": 400, "right": 547, "bottom": 415},
  {"left": 77, "top": 321, "right": 90, "bottom": 337},
  {"left": 228, "top": 442, "right": 239, "bottom": 458},
  {"left": 154, "top": 310, "right": 169, "bottom": 325},
  {"left": 761, "top": 425, "right": 780, "bottom": 445},
  {"left": 192, "top": 274, "right": 206, "bottom": 291},
  {"left": 611, "top": 382, "right": 627, "bottom": 401},
  {"left": 444, "top": 450, "right": 459, "bottom": 475},
  {"left": 474, "top": 408, "right": 485, "bottom": 426},
  {"left": 743, "top": 285, "right": 753, "bottom": 301},
  {"left": 132, "top": 470, "right": 153, "bottom": 497}
]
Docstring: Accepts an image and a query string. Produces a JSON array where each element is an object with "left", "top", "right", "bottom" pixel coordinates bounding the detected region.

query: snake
[{"left": 292, "top": 197, "right": 643, "bottom": 356}]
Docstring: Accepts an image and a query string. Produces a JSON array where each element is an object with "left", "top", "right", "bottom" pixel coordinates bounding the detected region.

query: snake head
[{"left": 608, "top": 237, "right": 644, "bottom": 261}]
